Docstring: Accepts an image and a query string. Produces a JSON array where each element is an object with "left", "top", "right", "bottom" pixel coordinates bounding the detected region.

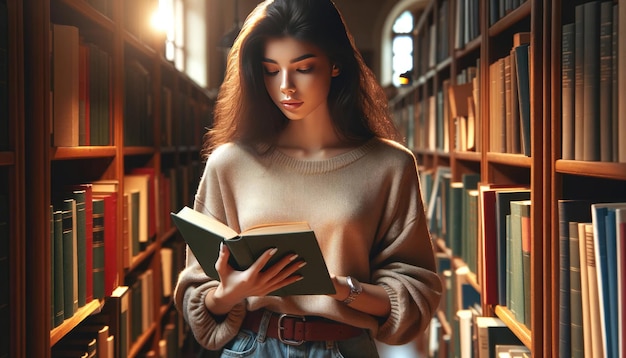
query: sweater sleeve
[
  {"left": 172, "top": 152, "right": 247, "bottom": 350},
  {"left": 370, "top": 153, "right": 442, "bottom": 345}
]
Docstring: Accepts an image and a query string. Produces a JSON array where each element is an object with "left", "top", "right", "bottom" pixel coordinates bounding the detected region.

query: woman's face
[{"left": 262, "top": 37, "right": 339, "bottom": 121}]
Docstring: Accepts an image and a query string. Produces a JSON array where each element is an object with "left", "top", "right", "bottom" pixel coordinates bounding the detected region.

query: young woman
[{"left": 174, "top": 0, "right": 442, "bottom": 356}]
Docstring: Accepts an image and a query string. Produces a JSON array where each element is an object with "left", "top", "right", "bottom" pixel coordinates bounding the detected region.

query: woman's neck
[{"left": 276, "top": 116, "right": 352, "bottom": 160}]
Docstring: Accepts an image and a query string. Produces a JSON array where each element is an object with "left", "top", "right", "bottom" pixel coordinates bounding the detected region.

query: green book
[
  {"left": 569, "top": 221, "right": 584, "bottom": 358},
  {"left": 170, "top": 206, "right": 336, "bottom": 296},
  {"left": 60, "top": 198, "right": 77, "bottom": 318},
  {"left": 69, "top": 189, "right": 87, "bottom": 307},
  {"left": 448, "top": 182, "right": 464, "bottom": 256},
  {"left": 495, "top": 189, "right": 531, "bottom": 305},
  {"left": 463, "top": 189, "right": 479, "bottom": 273},
  {"left": 91, "top": 198, "right": 105, "bottom": 299},
  {"left": 53, "top": 209, "right": 65, "bottom": 327},
  {"left": 129, "top": 189, "right": 140, "bottom": 256}
]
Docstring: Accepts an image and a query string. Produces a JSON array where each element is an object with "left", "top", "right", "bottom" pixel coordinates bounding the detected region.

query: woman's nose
[{"left": 280, "top": 73, "right": 295, "bottom": 94}]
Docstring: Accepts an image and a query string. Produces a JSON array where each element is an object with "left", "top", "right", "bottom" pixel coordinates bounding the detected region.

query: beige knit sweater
[{"left": 174, "top": 137, "right": 442, "bottom": 349}]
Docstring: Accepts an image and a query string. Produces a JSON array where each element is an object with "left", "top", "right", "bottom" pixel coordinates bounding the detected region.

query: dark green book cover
[
  {"left": 61, "top": 198, "right": 76, "bottom": 318},
  {"left": 53, "top": 209, "right": 65, "bottom": 327},
  {"left": 171, "top": 206, "right": 336, "bottom": 296},
  {"left": 69, "top": 189, "right": 86, "bottom": 307}
]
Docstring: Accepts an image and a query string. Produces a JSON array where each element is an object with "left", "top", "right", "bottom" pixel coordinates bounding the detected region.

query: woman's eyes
[{"left": 262, "top": 65, "right": 314, "bottom": 76}]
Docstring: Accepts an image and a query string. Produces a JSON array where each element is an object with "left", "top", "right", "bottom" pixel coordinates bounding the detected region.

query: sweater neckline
[{"left": 262, "top": 138, "right": 379, "bottom": 174}]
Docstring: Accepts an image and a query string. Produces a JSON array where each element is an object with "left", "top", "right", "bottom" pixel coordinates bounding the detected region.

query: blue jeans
[{"left": 220, "top": 311, "right": 379, "bottom": 358}]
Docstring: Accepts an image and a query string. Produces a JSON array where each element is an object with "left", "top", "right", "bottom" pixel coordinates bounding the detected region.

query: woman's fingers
[
  {"left": 214, "top": 243, "right": 232, "bottom": 277},
  {"left": 244, "top": 249, "right": 307, "bottom": 295}
]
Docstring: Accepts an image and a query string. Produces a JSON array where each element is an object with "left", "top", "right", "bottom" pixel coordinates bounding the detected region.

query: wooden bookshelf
[
  {"left": 13, "top": 0, "right": 214, "bottom": 356},
  {"left": 389, "top": 0, "right": 624, "bottom": 356},
  {"left": 2, "top": 0, "right": 26, "bottom": 357}
]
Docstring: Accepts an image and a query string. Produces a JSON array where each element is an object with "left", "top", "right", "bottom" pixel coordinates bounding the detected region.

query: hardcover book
[{"left": 171, "top": 206, "right": 336, "bottom": 296}]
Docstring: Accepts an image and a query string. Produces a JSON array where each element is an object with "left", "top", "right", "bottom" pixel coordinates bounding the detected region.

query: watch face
[{"left": 348, "top": 276, "right": 362, "bottom": 292}]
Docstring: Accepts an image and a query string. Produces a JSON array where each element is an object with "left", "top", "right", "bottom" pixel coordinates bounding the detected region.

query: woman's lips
[{"left": 280, "top": 100, "right": 303, "bottom": 110}]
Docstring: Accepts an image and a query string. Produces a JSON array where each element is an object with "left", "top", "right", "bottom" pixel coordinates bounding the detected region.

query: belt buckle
[{"left": 277, "top": 314, "right": 306, "bottom": 346}]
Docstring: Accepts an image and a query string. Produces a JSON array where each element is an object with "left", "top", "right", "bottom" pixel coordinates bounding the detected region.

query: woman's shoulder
[
  {"left": 206, "top": 142, "right": 256, "bottom": 166},
  {"left": 370, "top": 138, "right": 417, "bottom": 165}
]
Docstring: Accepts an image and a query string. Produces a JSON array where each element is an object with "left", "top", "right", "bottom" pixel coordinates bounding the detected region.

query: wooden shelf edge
[
  {"left": 555, "top": 159, "right": 626, "bottom": 180},
  {"left": 123, "top": 146, "right": 156, "bottom": 156},
  {"left": 57, "top": 0, "right": 115, "bottom": 32},
  {"left": 50, "top": 299, "right": 104, "bottom": 346},
  {"left": 51, "top": 146, "right": 116, "bottom": 160},
  {"left": 453, "top": 150, "right": 481, "bottom": 162},
  {"left": 127, "top": 241, "right": 158, "bottom": 273},
  {"left": 487, "top": 152, "right": 532, "bottom": 167},
  {"left": 494, "top": 305, "right": 532, "bottom": 349}
]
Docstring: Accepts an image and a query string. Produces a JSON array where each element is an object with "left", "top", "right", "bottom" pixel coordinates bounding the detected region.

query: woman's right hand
[{"left": 204, "top": 243, "right": 306, "bottom": 315}]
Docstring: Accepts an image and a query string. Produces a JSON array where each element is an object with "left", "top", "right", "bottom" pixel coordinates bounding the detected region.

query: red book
[
  {"left": 478, "top": 184, "right": 529, "bottom": 306},
  {"left": 93, "top": 192, "right": 118, "bottom": 296}
]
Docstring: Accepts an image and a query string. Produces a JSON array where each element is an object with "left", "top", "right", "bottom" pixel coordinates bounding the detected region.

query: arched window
[{"left": 391, "top": 10, "right": 414, "bottom": 87}]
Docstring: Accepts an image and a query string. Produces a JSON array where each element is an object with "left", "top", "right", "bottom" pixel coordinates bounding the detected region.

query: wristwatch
[{"left": 343, "top": 276, "right": 363, "bottom": 304}]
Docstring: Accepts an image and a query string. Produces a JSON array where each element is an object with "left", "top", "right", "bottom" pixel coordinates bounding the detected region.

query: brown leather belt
[{"left": 241, "top": 310, "right": 363, "bottom": 345}]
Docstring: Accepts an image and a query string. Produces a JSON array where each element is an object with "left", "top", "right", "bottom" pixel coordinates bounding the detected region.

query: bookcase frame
[
  {"left": 396, "top": 0, "right": 626, "bottom": 356},
  {"left": 391, "top": 0, "right": 566, "bottom": 356},
  {"left": 547, "top": 1, "right": 626, "bottom": 357},
  {"left": 17, "top": 0, "right": 213, "bottom": 356},
  {"left": 2, "top": 0, "right": 26, "bottom": 357}
]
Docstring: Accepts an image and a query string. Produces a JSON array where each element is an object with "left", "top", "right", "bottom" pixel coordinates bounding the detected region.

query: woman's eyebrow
[{"left": 262, "top": 54, "right": 316, "bottom": 64}]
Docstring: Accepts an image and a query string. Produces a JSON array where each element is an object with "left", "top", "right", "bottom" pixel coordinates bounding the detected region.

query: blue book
[
  {"left": 514, "top": 43, "right": 531, "bottom": 156},
  {"left": 606, "top": 207, "right": 622, "bottom": 358},
  {"left": 591, "top": 202, "right": 626, "bottom": 358}
]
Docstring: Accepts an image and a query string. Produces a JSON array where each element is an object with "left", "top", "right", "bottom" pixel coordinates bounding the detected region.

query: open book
[{"left": 170, "top": 206, "right": 336, "bottom": 296}]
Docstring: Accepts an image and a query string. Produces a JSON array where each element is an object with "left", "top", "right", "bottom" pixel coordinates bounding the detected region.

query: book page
[{"left": 242, "top": 222, "right": 311, "bottom": 236}]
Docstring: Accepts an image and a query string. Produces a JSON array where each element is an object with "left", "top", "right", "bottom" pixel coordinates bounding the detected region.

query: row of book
[
  {"left": 453, "top": 0, "right": 480, "bottom": 50},
  {"left": 489, "top": 0, "right": 527, "bottom": 25},
  {"left": 423, "top": 166, "right": 534, "bottom": 321},
  {"left": 51, "top": 22, "right": 210, "bottom": 149},
  {"left": 561, "top": 1, "right": 625, "bottom": 163},
  {"left": 395, "top": 62, "right": 478, "bottom": 153},
  {"left": 431, "top": 254, "right": 529, "bottom": 358},
  {"left": 557, "top": 200, "right": 626, "bottom": 358},
  {"left": 51, "top": 24, "right": 112, "bottom": 147},
  {"left": 49, "top": 164, "right": 194, "bottom": 329},
  {"left": 52, "top": 286, "right": 186, "bottom": 358},
  {"left": 50, "top": 235, "right": 186, "bottom": 357},
  {"left": 488, "top": 32, "right": 531, "bottom": 156},
  {"left": 448, "top": 63, "right": 480, "bottom": 153}
]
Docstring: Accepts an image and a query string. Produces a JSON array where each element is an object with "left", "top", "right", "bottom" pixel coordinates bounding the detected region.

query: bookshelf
[
  {"left": 391, "top": 0, "right": 625, "bottom": 356},
  {"left": 16, "top": 0, "right": 213, "bottom": 356},
  {"left": 1, "top": 0, "right": 26, "bottom": 357}
]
